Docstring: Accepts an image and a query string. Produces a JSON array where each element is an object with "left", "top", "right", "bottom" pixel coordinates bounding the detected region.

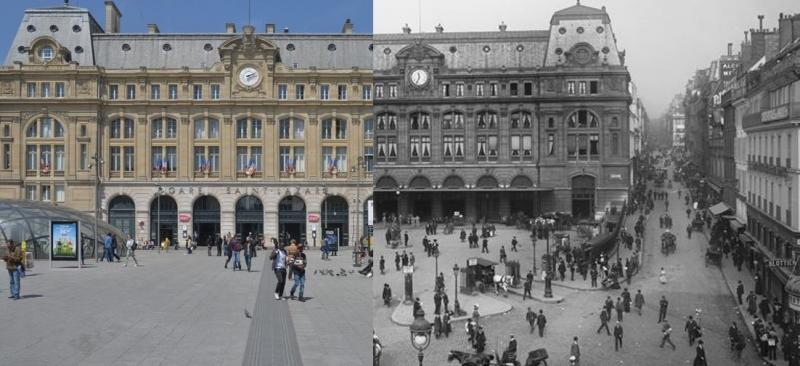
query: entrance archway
[
  {"left": 571, "top": 175, "right": 596, "bottom": 219},
  {"left": 150, "top": 195, "right": 177, "bottom": 243},
  {"left": 322, "top": 195, "right": 349, "bottom": 246},
  {"left": 193, "top": 195, "right": 220, "bottom": 245},
  {"left": 236, "top": 195, "right": 263, "bottom": 238},
  {"left": 108, "top": 195, "right": 135, "bottom": 239},
  {"left": 278, "top": 195, "right": 306, "bottom": 244}
]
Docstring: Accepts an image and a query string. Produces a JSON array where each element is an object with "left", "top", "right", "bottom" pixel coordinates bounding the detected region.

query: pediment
[
  {"left": 218, "top": 33, "right": 281, "bottom": 63},
  {"left": 395, "top": 41, "right": 444, "bottom": 62}
]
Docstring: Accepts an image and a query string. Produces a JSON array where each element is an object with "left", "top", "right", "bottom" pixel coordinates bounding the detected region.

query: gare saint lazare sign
[{"left": 105, "top": 185, "right": 328, "bottom": 198}]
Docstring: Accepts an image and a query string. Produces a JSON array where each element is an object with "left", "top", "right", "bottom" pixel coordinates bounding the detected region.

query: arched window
[
  {"left": 25, "top": 117, "right": 65, "bottom": 175},
  {"left": 442, "top": 111, "right": 464, "bottom": 129},
  {"left": 110, "top": 118, "right": 134, "bottom": 139},
  {"left": 152, "top": 118, "right": 177, "bottom": 139},
  {"left": 278, "top": 117, "right": 304, "bottom": 140},
  {"left": 194, "top": 118, "right": 220, "bottom": 139},
  {"left": 409, "top": 112, "right": 430, "bottom": 130},
  {"left": 567, "top": 110, "right": 599, "bottom": 128},
  {"left": 510, "top": 111, "right": 532, "bottom": 129},
  {"left": 476, "top": 111, "right": 498, "bottom": 129},
  {"left": 566, "top": 110, "right": 600, "bottom": 161},
  {"left": 376, "top": 113, "right": 396, "bottom": 130}
]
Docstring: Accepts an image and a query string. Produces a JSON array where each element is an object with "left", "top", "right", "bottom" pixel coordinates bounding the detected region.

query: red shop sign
[
  {"left": 179, "top": 214, "right": 192, "bottom": 222},
  {"left": 307, "top": 214, "right": 320, "bottom": 223}
]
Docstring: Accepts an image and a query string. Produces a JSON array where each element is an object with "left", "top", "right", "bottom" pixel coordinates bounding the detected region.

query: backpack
[{"left": 131, "top": 241, "right": 138, "bottom": 251}]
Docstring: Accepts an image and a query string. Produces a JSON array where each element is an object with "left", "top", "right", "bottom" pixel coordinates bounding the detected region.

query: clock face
[
  {"left": 410, "top": 69, "right": 429, "bottom": 87},
  {"left": 238, "top": 67, "right": 261, "bottom": 87}
]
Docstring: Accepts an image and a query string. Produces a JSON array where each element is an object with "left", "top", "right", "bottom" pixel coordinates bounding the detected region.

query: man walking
[
  {"left": 231, "top": 237, "right": 243, "bottom": 271},
  {"left": 124, "top": 236, "right": 139, "bottom": 267},
  {"left": 736, "top": 281, "right": 744, "bottom": 305},
  {"left": 289, "top": 244, "right": 307, "bottom": 301},
  {"left": 597, "top": 307, "right": 611, "bottom": 335},
  {"left": 685, "top": 315, "right": 699, "bottom": 346},
  {"left": 103, "top": 233, "right": 114, "bottom": 263},
  {"left": 404, "top": 231, "right": 409, "bottom": 247},
  {"left": 526, "top": 307, "right": 536, "bottom": 334},
  {"left": 3, "top": 240, "right": 23, "bottom": 300},
  {"left": 613, "top": 321, "right": 623, "bottom": 351},
  {"left": 694, "top": 340, "right": 707, "bottom": 366},
  {"left": 634, "top": 289, "right": 645, "bottom": 316},
  {"left": 216, "top": 235, "right": 222, "bottom": 256},
  {"left": 270, "top": 240, "right": 288, "bottom": 300},
  {"left": 434, "top": 291, "right": 442, "bottom": 315},
  {"left": 536, "top": 309, "right": 547, "bottom": 337},
  {"left": 511, "top": 236, "right": 518, "bottom": 252},
  {"left": 481, "top": 237, "right": 489, "bottom": 253},
  {"left": 615, "top": 297, "right": 624, "bottom": 322},
  {"left": 658, "top": 296, "right": 669, "bottom": 323},
  {"left": 499, "top": 246, "right": 507, "bottom": 264},
  {"left": 590, "top": 267, "right": 598, "bottom": 288},
  {"left": 570, "top": 336, "right": 581, "bottom": 366},
  {"left": 746, "top": 290, "right": 758, "bottom": 316},
  {"left": 523, "top": 276, "right": 532, "bottom": 301},
  {"left": 660, "top": 321, "right": 676, "bottom": 350}
]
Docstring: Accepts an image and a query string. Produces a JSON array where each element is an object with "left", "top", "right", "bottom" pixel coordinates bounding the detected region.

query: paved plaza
[
  {"left": 374, "top": 170, "right": 765, "bottom": 366},
  {"left": 0, "top": 247, "right": 369, "bottom": 366}
]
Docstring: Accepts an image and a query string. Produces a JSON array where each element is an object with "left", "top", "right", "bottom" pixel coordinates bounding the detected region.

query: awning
[
  {"left": 729, "top": 218, "right": 745, "bottom": 232},
  {"left": 739, "top": 233, "right": 754, "bottom": 244},
  {"left": 708, "top": 202, "right": 733, "bottom": 216},
  {"left": 706, "top": 180, "right": 722, "bottom": 193}
]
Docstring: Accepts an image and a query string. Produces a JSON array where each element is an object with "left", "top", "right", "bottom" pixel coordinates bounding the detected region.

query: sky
[
  {"left": 0, "top": 0, "right": 373, "bottom": 54},
  {"left": 374, "top": 0, "right": 798, "bottom": 117}
]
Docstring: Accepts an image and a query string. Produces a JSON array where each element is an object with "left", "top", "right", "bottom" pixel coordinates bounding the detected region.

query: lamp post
[
  {"left": 90, "top": 154, "right": 103, "bottom": 262},
  {"left": 395, "top": 190, "right": 401, "bottom": 221},
  {"left": 453, "top": 263, "right": 465, "bottom": 316},
  {"left": 433, "top": 250, "right": 439, "bottom": 287},
  {"left": 409, "top": 309, "right": 432, "bottom": 366},
  {"left": 543, "top": 221, "right": 554, "bottom": 298},
  {"left": 155, "top": 183, "right": 162, "bottom": 250}
]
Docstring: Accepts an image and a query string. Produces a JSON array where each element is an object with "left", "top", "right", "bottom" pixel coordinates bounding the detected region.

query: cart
[
  {"left": 705, "top": 246, "right": 723, "bottom": 267},
  {"left": 661, "top": 231, "right": 676, "bottom": 255},
  {"left": 524, "top": 348, "right": 549, "bottom": 366}
]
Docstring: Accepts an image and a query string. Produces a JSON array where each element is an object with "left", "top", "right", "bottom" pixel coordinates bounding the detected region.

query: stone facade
[
  {"left": 0, "top": 3, "right": 373, "bottom": 246},
  {"left": 373, "top": 4, "right": 631, "bottom": 222}
]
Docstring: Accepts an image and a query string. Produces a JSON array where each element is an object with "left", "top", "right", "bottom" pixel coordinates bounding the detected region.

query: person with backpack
[
  {"left": 289, "top": 244, "right": 307, "bottom": 301},
  {"left": 124, "top": 236, "right": 139, "bottom": 267}
]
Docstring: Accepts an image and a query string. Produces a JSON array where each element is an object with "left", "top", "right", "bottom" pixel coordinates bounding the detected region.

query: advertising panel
[{"left": 51, "top": 221, "right": 79, "bottom": 261}]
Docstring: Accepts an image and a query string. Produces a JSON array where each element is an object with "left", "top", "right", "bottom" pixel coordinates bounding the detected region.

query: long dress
[{"left": 659, "top": 269, "right": 667, "bottom": 284}]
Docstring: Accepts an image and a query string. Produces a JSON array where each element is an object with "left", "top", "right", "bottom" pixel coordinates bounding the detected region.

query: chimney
[
  {"left": 225, "top": 23, "right": 236, "bottom": 33},
  {"left": 435, "top": 24, "right": 444, "bottom": 33},
  {"left": 147, "top": 23, "right": 160, "bottom": 34},
  {"left": 727, "top": 42, "right": 732, "bottom": 56},
  {"left": 283, "top": 27, "right": 289, "bottom": 33},
  {"left": 758, "top": 14, "right": 764, "bottom": 30},
  {"left": 266, "top": 23, "right": 275, "bottom": 33},
  {"left": 498, "top": 22, "right": 507, "bottom": 32},
  {"left": 750, "top": 28, "right": 767, "bottom": 66},
  {"left": 402, "top": 24, "right": 411, "bottom": 34},
  {"left": 104, "top": 1, "right": 121, "bottom": 33},
  {"left": 341, "top": 19, "right": 353, "bottom": 34},
  {"left": 793, "top": 14, "right": 800, "bottom": 47}
]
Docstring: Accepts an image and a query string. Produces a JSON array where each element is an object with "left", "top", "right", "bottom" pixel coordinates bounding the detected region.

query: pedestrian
[
  {"left": 536, "top": 309, "right": 547, "bottom": 337},
  {"left": 3, "top": 240, "right": 23, "bottom": 300},
  {"left": 409, "top": 252, "right": 415, "bottom": 267},
  {"left": 379, "top": 255, "right": 385, "bottom": 274},
  {"left": 660, "top": 321, "right": 676, "bottom": 350},
  {"left": 604, "top": 296, "right": 615, "bottom": 320},
  {"left": 686, "top": 224, "right": 692, "bottom": 239},
  {"left": 474, "top": 326, "right": 486, "bottom": 353},
  {"left": 243, "top": 236, "right": 254, "bottom": 272},
  {"left": 216, "top": 235, "right": 222, "bottom": 256},
  {"left": 658, "top": 296, "right": 669, "bottom": 323},
  {"left": 434, "top": 291, "right": 442, "bottom": 315},
  {"left": 759, "top": 297, "right": 772, "bottom": 321},
  {"left": 634, "top": 289, "right": 645, "bottom": 316},
  {"left": 746, "top": 291, "right": 758, "bottom": 316},
  {"left": 590, "top": 267, "right": 598, "bottom": 288},
  {"left": 597, "top": 307, "right": 611, "bottom": 335},
  {"left": 499, "top": 246, "right": 507, "bottom": 264},
  {"left": 511, "top": 236, "right": 518, "bottom": 252},
  {"left": 570, "top": 261, "right": 576, "bottom": 281},
  {"left": 521, "top": 306, "right": 534, "bottom": 334},
  {"left": 401, "top": 251, "right": 408, "bottom": 267},
  {"left": 659, "top": 267, "right": 667, "bottom": 284},
  {"left": 558, "top": 260, "right": 566, "bottom": 281},
  {"left": 231, "top": 237, "right": 243, "bottom": 271},
  {"left": 382, "top": 283, "right": 392, "bottom": 306},
  {"left": 404, "top": 231, "right": 409, "bottom": 247},
  {"left": 289, "top": 244, "right": 306, "bottom": 301},
  {"left": 442, "top": 292, "right": 449, "bottom": 313},
  {"left": 736, "top": 281, "right": 744, "bottom": 305},
  {"left": 767, "top": 329, "right": 778, "bottom": 360},
  {"left": 472, "top": 304, "right": 481, "bottom": 326},
  {"left": 615, "top": 297, "right": 624, "bottom": 322},
  {"left": 685, "top": 315, "right": 699, "bottom": 345},
  {"left": 434, "top": 315, "right": 442, "bottom": 339},
  {"left": 523, "top": 277, "right": 532, "bottom": 301},
  {"left": 111, "top": 234, "right": 121, "bottom": 261},
  {"left": 103, "top": 233, "right": 114, "bottom": 262},
  {"left": 124, "top": 236, "right": 139, "bottom": 267},
  {"left": 270, "top": 240, "right": 288, "bottom": 300},
  {"left": 570, "top": 336, "right": 581, "bottom": 366},
  {"left": 481, "top": 238, "right": 489, "bottom": 253},
  {"left": 693, "top": 340, "right": 707, "bottom": 366},
  {"left": 613, "top": 321, "right": 623, "bottom": 351},
  {"left": 223, "top": 236, "right": 232, "bottom": 268},
  {"left": 622, "top": 288, "right": 631, "bottom": 313},
  {"left": 443, "top": 311, "right": 452, "bottom": 338},
  {"left": 394, "top": 252, "right": 400, "bottom": 271}
]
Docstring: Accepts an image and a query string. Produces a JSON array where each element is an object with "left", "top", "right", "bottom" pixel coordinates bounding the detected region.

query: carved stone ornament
[
  {"left": 395, "top": 40, "right": 445, "bottom": 63},
  {"left": 1, "top": 81, "right": 13, "bottom": 95},
  {"left": 566, "top": 43, "right": 599, "bottom": 66}
]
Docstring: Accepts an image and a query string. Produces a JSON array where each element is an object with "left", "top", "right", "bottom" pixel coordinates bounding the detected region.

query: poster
[{"left": 51, "top": 221, "right": 79, "bottom": 260}]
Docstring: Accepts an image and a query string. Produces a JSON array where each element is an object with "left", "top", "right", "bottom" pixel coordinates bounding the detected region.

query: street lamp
[
  {"left": 433, "top": 249, "right": 439, "bottom": 287},
  {"left": 540, "top": 220, "right": 555, "bottom": 298},
  {"left": 90, "top": 154, "right": 103, "bottom": 262},
  {"left": 409, "top": 309, "right": 432, "bottom": 366},
  {"left": 453, "top": 263, "right": 465, "bottom": 316}
]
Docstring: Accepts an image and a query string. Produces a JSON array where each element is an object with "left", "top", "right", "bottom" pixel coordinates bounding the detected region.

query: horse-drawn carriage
[
  {"left": 385, "top": 223, "right": 402, "bottom": 248},
  {"left": 661, "top": 231, "right": 676, "bottom": 255},
  {"left": 448, "top": 348, "right": 549, "bottom": 366}
]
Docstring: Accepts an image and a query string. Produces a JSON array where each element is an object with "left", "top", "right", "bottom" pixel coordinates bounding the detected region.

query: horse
[
  {"left": 493, "top": 274, "right": 513, "bottom": 296},
  {"left": 447, "top": 350, "right": 494, "bottom": 366}
]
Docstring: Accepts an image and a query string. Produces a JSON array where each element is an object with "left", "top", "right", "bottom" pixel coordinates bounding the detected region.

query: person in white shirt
[{"left": 124, "top": 237, "right": 140, "bottom": 267}]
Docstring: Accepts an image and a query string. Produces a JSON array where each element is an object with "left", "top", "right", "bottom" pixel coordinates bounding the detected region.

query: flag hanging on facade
[
  {"left": 154, "top": 156, "right": 162, "bottom": 171},
  {"left": 246, "top": 157, "right": 256, "bottom": 176}
]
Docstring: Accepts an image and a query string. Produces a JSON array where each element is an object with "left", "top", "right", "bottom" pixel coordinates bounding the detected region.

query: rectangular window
[
  {"left": 589, "top": 134, "right": 599, "bottom": 157},
  {"left": 54, "top": 145, "right": 64, "bottom": 172},
  {"left": 364, "top": 118, "right": 374, "bottom": 140},
  {"left": 567, "top": 81, "right": 576, "bottom": 94},
  {"left": 278, "top": 84, "right": 288, "bottom": 100},
  {"left": 208, "top": 146, "right": 219, "bottom": 172},
  {"left": 295, "top": 84, "right": 305, "bottom": 100},
  {"left": 320, "top": 84, "right": 330, "bottom": 100},
  {"left": 476, "top": 84, "right": 484, "bottom": 96},
  {"left": 389, "top": 85, "right": 398, "bottom": 98},
  {"left": 168, "top": 84, "right": 178, "bottom": 99},
  {"left": 27, "top": 83, "right": 36, "bottom": 97},
  {"left": 443, "top": 136, "right": 453, "bottom": 158},
  {"left": 41, "top": 185, "right": 51, "bottom": 202},
  {"left": 55, "top": 184, "right": 65, "bottom": 202},
  {"left": 388, "top": 137, "right": 398, "bottom": 158},
  {"left": 524, "top": 82, "right": 533, "bottom": 96},
  {"left": 490, "top": 83, "right": 498, "bottom": 96},
  {"left": 41, "top": 83, "right": 50, "bottom": 97},
  {"left": 375, "top": 84, "right": 384, "bottom": 98},
  {"left": 578, "top": 81, "right": 587, "bottom": 94},
  {"left": 279, "top": 119, "right": 290, "bottom": 139},
  {"left": 362, "top": 85, "right": 371, "bottom": 100},
  {"left": 442, "top": 84, "right": 450, "bottom": 97},
  {"left": 511, "top": 135, "right": 520, "bottom": 156},
  {"left": 590, "top": 81, "right": 598, "bottom": 94},
  {"left": 293, "top": 147, "right": 305, "bottom": 172},
  {"left": 193, "top": 84, "right": 202, "bottom": 100},
  {"left": 152, "top": 119, "right": 163, "bottom": 139},
  {"left": 510, "top": 83, "right": 518, "bottom": 96},
  {"left": 26, "top": 185, "right": 36, "bottom": 200},
  {"left": 109, "top": 85, "right": 118, "bottom": 100},
  {"left": 338, "top": 84, "right": 347, "bottom": 100},
  {"left": 280, "top": 147, "right": 291, "bottom": 172},
  {"left": 124, "top": 147, "right": 134, "bottom": 172},
  {"left": 251, "top": 119, "right": 262, "bottom": 139},
  {"left": 151, "top": 147, "right": 162, "bottom": 171},
  {"left": 456, "top": 84, "right": 464, "bottom": 97},
  {"left": 151, "top": 84, "right": 161, "bottom": 99},
  {"left": 126, "top": 84, "right": 136, "bottom": 99},
  {"left": 236, "top": 119, "right": 247, "bottom": 139},
  {"left": 322, "top": 119, "right": 333, "bottom": 139},
  {"left": 194, "top": 147, "right": 206, "bottom": 172},
  {"left": 165, "top": 146, "right": 177, "bottom": 172},
  {"left": 194, "top": 120, "right": 206, "bottom": 139},
  {"left": 335, "top": 147, "right": 347, "bottom": 172},
  {"left": 410, "top": 136, "right": 420, "bottom": 158},
  {"left": 364, "top": 146, "right": 374, "bottom": 171},
  {"left": 2, "top": 144, "right": 10, "bottom": 169},
  {"left": 523, "top": 135, "right": 532, "bottom": 156},
  {"left": 477, "top": 136, "right": 487, "bottom": 157},
  {"left": 55, "top": 82, "right": 65, "bottom": 98},
  {"left": 488, "top": 135, "right": 498, "bottom": 157},
  {"left": 578, "top": 134, "right": 588, "bottom": 157},
  {"left": 336, "top": 120, "right": 347, "bottom": 139},
  {"left": 322, "top": 147, "right": 334, "bottom": 172},
  {"left": 237, "top": 147, "right": 248, "bottom": 171},
  {"left": 166, "top": 119, "right": 177, "bottom": 139},
  {"left": 454, "top": 136, "right": 464, "bottom": 158},
  {"left": 211, "top": 84, "right": 220, "bottom": 100},
  {"left": 110, "top": 120, "right": 121, "bottom": 139},
  {"left": 293, "top": 120, "right": 304, "bottom": 139},
  {"left": 110, "top": 146, "right": 121, "bottom": 172},
  {"left": 80, "top": 144, "right": 87, "bottom": 170}
]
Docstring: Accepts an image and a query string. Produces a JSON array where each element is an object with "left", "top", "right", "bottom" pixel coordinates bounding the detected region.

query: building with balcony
[
  {"left": 373, "top": 3, "right": 632, "bottom": 222},
  {"left": 0, "top": 2, "right": 373, "bottom": 246}
]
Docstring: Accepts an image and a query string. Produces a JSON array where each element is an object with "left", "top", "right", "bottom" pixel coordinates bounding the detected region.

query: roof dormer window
[
  {"left": 26, "top": 25, "right": 36, "bottom": 32},
  {"left": 38, "top": 46, "right": 54, "bottom": 62},
  {"left": 49, "top": 25, "right": 59, "bottom": 32}
]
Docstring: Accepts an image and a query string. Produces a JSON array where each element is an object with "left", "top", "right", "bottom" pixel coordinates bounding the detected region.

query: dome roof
[
  {"left": 0, "top": 199, "right": 125, "bottom": 259},
  {"left": 551, "top": 4, "right": 610, "bottom": 25}
]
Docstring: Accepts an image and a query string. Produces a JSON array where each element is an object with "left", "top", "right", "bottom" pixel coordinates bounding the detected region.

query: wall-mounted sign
[
  {"left": 790, "top": 295, "right": 800, "bottom": 312},
  {"left": 762, "top": 105, "right": 789, "bottom": 123},
  {"left": 610, "top": 174, "right": 622, "bottom": 180},
  {"left": 367, "top": 200, "right": 374, "bottom": 226},
  {"left": 179, "top": 214, "right": 191, "bottom": 222},
  {"left": 308, "top": 214, "right": 320, "bottom": 223}
]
